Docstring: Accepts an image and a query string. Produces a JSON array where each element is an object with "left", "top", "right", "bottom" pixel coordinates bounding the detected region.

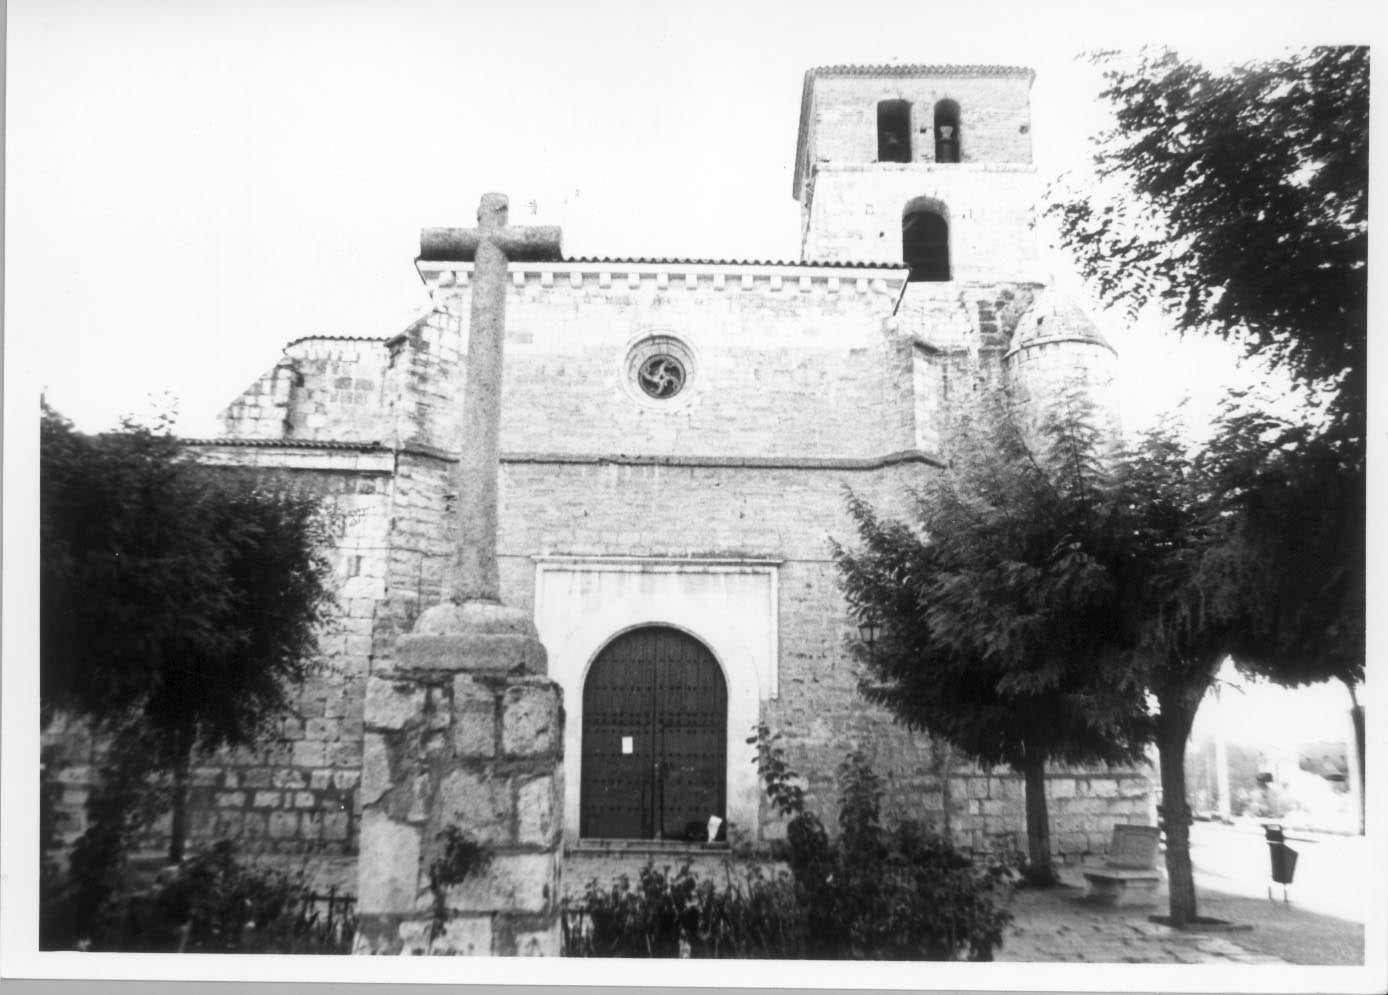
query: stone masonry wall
[
  {"left": 267, "top": 266, "right": 1047, "bottom": 472},
  {"left": 806, "top": 72, "right": 1035, "bottom": 169},
  {"left": 370, "top": 451, "right": 459, "bottom": 670},
  {"left": 217, "top": 359, "right": 297, "bottom": 439},
  {"left": 219, "top": 337, "right": 395, "bottom": 444},
  {"left": 898, "top": 280, "right": 1040, "bottom": 453},
  {"left": 283, "top": 337, "right": 395, "bottom": 443},
  {"left": 390, "top": 312, "right": 466, "bottom": 455},
  {"left": 410, "top": 266, "right": 915, "bottom": 461},
  {"left": 802, "top": 167, "right": 1044, "bottom": 278}
]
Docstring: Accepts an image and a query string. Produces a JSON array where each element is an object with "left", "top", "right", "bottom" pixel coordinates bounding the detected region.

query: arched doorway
[{"left": 580, "top": 626, "right": 728, "bottom": 840}]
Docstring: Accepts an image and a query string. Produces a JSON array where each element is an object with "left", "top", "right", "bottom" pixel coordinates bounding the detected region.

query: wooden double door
[{"left": 580, "top": 626, "right": 727, "bottom": 840}]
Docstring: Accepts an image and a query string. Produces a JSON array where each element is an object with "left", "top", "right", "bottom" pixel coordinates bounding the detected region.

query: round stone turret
[{"left": 1003, "top": 289, "right": 1119, "bottom": 432}]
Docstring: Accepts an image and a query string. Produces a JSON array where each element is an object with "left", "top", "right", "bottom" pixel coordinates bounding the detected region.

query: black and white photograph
[{"left": 2, "top": 1, "right": 1382, "bottom": 991}]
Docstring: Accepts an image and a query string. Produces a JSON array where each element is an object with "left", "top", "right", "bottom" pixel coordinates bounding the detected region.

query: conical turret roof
[{"left": 1006, "top": 289, "right": 1114, "bottom": 357}]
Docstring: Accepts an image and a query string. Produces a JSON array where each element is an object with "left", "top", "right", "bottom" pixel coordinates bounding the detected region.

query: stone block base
[{"left": 356, "top": 600, "right": 564, "bottom": 956}]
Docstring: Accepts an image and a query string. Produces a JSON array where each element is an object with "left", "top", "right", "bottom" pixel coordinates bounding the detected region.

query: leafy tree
[
  {"left": 1048, "top": 47, "right": 1366, "bottom": 694},
  {"left": 1048, "top": 46, "right": 1368, "bottom": 434},
  {"left": 40, "top": 403, "right": 336, "bottom": 862},
  {"left": 1199, "top": 404, "right": 1364, "bottom": 691},
  {"left": 1112, "top": 420, "right": 1252, "bottom": 926},
  {"left": 834, "top": 388, "right": 1348, "bottom": 925},
  {"left": 834, "top": 395, "right": 1152, "bottom": 885},
  {"left": 1049, "top": 44, "right": 1369, "bottom": 894},
  {"left": 1050, "top": 405, "right": 1354, "bottom": 927}
]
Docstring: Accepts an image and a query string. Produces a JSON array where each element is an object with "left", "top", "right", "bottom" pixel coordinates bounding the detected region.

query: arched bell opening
[
  {"left": 877, "top": 99, "right": 913, "bottom": 163},
  {"left": 933, "top": 99, "right": 961, "bottom": 163},
  {"left": 903, "top": 200, "right": 951, "bottom": 282}
]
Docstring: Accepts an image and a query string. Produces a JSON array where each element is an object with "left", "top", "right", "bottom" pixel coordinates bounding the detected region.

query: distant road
[{"left": 1189, "top": 819, "right": 1367, "bottom": 924}]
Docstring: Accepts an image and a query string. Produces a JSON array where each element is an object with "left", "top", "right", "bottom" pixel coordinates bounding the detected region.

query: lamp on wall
[{"left": 857, "top": 613, "right": 881, "bottom": 654}]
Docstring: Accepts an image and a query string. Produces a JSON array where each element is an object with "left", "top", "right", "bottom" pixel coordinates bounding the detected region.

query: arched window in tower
[
  {"left": 933, "top": 99, "right": 961, "bottom": 163},
  {"left": 877, "top": 99, "right": 912, "bottom": 163},
  {"left": 903, "top": 203, "right": 950, "bottom": 282}
]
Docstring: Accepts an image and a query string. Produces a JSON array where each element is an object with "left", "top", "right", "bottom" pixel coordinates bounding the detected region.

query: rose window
[
  {"left": 637, "top": 355, "right": 686, "bottom": 399},
  {"left": 622, "top": 333, "right": 697, "bottom": 407}
]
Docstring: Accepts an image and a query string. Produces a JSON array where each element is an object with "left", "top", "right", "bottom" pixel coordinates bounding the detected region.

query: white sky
[
  {"left": 1194, "top": 661, "right": 1361, "bottom": 749},
  {"left": 7, "top": 0, "right": 1377, "bottom": 439}
]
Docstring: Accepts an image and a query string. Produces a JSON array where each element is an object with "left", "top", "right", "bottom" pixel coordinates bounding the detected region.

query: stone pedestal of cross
[{"left": 355, "top": 194, "right": 567, "bottom": 956}]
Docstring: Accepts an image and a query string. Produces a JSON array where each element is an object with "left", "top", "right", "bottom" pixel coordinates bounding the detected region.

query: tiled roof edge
[
  {"left": 417, "top": 255, "right": 907, "bottom": 270},
  {"left": 282, "top": 333, "right": 392, "bottom": 350},
  {"left": 556, "top": 256, "right": 905, "bottom": 269},
  {"left": 808, "top": 63, "right": 1035, "bottom": 79},
  {"left": 183, "top": 438, "right": 391, "bottom": 452}
]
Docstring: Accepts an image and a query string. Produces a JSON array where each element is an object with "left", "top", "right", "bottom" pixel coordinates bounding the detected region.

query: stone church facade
[{"left": 46, "top": 64, "right": 1151, "bottom": 880}]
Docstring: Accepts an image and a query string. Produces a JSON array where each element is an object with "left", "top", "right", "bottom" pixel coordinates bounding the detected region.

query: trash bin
[
  {"left": 1263, "top": 823, "right": 1298, "bottom": 890},
  {"left": 1270, "top": 842, "right": 1298, "bottom": 884}
]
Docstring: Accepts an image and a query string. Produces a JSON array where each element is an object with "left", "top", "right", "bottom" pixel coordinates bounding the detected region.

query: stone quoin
[{"left": 42, "top": 63, "right": 1151, "bottom": 949}]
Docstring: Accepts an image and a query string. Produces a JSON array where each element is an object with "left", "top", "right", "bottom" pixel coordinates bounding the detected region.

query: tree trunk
[
  {"left": 1155, "top": 698, "right": 1198, "bottom": 926},
  {"left": 168, "top": 726, "right": 194, "bottom": 864},
  {"left": 1020, "top": 751, "right": 1055, "bottom": 886},
  {"left": 1344, "top": 679, "right": 1365, "bottom": 836}
]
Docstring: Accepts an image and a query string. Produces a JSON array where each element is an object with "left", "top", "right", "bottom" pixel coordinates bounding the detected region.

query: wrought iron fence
[
  {"left": 559, "top": 900, "right": 594, "bottom": 956},
  {"left": 290, "top": 887, "right": 356, "bottom": 949}
]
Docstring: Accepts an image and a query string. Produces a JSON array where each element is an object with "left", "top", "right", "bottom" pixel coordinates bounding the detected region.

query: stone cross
[
  {"left": 421, "top": 194, "right": 562, "bottom": 604},
  {"left": 354, "top": 199, "right": 566, "bottom": 955}
]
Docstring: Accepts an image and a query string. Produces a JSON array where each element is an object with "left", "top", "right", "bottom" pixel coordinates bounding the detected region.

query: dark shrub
[
  {"left": 138, "top": 842, "right": 354, "bottom": 953},
  {"left": 765, "top": 741, "right": 1016, "bottom": 960},
  {"left": 45, "top": 838, "right": 354, "bottom": 954}
]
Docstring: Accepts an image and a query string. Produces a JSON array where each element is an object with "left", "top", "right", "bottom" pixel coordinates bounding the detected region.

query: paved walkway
[{"left": 998, "top": 865, "right": 1364, "bottom": 965}]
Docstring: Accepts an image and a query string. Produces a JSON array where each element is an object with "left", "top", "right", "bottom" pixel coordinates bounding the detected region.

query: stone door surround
[{"left": 532, "top": 556, "right": 779, "bottom": 843}]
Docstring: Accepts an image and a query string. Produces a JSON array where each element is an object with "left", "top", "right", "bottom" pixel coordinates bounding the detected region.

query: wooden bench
[{"left": 1083, "top": 824, "right": 1162, "bottom": 906}]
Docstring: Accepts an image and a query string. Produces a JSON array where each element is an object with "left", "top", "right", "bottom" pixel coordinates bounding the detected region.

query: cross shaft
[{"left": 427, "top": 193, "right": 562, "bottom": 603}]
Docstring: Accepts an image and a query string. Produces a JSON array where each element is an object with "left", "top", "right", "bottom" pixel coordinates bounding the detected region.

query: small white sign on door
[{"left": 621, "top": 736, "right": 634, "bottom": 755}]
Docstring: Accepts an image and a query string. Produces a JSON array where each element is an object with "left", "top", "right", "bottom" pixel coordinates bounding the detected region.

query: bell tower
[{"left": 793, "top": 64, "right": 1045, "bottom": 284}]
